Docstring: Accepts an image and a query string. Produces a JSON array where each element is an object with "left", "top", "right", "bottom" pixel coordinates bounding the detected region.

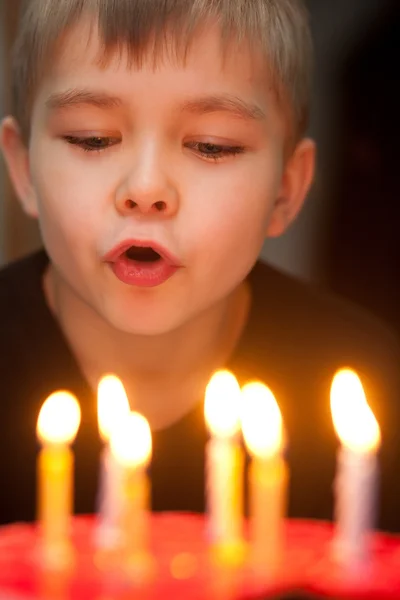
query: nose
[{"left": 115, "top": 148, "right": 179, "bottom": 218}]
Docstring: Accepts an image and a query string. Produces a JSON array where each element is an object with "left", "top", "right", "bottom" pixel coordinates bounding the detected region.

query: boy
[{"left": 1, "top": 0, "right": 399, "bottom": 532}]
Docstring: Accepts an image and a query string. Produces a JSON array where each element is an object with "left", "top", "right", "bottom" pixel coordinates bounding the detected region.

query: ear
[
  {"left": 0, "top": 116, "right": 39, "bottom": 219},
  {"left": 267, "top": 138, "right": 316, "bottom": 238}
]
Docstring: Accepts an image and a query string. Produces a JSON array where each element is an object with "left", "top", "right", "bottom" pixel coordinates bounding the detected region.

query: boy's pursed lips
[
  {"left": 102, "top": 239, "right": 182, "bottom": 268},
  {"left": 102, "top": 239, "right": 183, "bottom": 288}
]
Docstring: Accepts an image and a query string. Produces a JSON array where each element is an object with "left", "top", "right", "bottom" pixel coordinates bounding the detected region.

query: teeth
[{"left": 125, "top": 246, "right": 161, "bottom": 262}]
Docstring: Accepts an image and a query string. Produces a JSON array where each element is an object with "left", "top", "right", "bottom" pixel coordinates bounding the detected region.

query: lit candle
[
  {"left": 37, "top": 391, "right": 81, "bottom": 570},
  {"left": 96, "top": 374, "right": 130, "bottom": 549},
  {"left": 330, "top": 368, "right": 381, "bottom": 565},
  {"left": 204, "top": 370, "right": 245, "bottom": 563},
  {"left": 110, "top": 411, "right": 153, "bottom": 578},
  {"left": 241, "top": 382, "right": 288, "bottom": 572}
]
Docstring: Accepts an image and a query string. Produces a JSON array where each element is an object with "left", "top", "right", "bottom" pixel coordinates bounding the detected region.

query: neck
[{"left": 43, "top": 266, "right": 250, "bottom": 429}]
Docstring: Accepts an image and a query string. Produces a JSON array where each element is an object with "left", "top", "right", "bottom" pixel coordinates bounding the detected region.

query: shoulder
[
  {"left": 0, "top": 250, "right": 49, "bottom": 356},
  {"left": 249, "top": 259, "right": 399, "bottom": 361},
  {"left": 0, "top": 249, "right": 48, "bottom": 299},
  {"left": 248, "top": 258, "right": 400, "bottom": 451}
]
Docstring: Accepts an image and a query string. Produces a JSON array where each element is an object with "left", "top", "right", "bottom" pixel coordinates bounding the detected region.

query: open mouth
[
  {"left": 124, "top": 246, "right": 162, "bottom": 263},
  {"left": 106, "top": 240, "right": 180, "bottom": 287}
]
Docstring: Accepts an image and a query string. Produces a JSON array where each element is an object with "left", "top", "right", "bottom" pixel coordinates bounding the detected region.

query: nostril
[
  {"left": 154, "top": 201, "right": 166, "bottom": 212},
  {"left": 125, "top": 199, "right": 137, "bottom": 209},
  {"left": 123, "top": 199, "right": 166, "bottom": 212}
]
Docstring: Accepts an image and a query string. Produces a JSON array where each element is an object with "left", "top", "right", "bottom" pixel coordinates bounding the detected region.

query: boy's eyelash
[
  {"left": 63, "top": 136, "right": 120, "bottom": 152},
  {"left": 63, "top": 136, "right": 246, "bottom": 160},
  {"left": 185, "top": 142, "right": 245, "bottom": 161}
]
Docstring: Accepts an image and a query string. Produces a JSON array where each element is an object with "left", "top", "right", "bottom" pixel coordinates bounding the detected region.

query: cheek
[
  {"left": 29, "top": 141, "right": 106, "bottom": 246},
  {"left": 185, "top": 158, "right": 281, "bottom": 265}
]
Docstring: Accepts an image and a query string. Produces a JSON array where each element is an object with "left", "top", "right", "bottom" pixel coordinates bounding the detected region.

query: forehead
[{"left": 37, "top": 17, "right": 275, "bottom": 106}]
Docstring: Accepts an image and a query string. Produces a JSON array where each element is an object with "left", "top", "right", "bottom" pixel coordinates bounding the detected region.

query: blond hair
[{"left": 12, "top": 0, "right": 313, "bottom": 145}]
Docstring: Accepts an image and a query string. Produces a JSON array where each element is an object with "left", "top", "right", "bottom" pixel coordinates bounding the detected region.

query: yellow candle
[
  {"left": 37, "top": 391, "right": 81, "bottom": 571},
  {"left": 241, "top": 382, "right": 288, "bottom": 572},
  {"left": 330, "top": 369, "right": 381, "bottom": 565},
  {"left": 204, "top": 370, "right": 245, "bottom": 564},
  {"left": 96, "top": 374, "right": 130, "bottom": 549},
  {"left": 110, "top": 411, "right": 153, "bottom": 579},
  {"left": 98, "top": 374, "right": 131, "bottom": 442}
]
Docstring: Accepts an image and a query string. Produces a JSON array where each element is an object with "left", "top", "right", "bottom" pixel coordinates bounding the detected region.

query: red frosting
[{"left": 0, "top": 515, "right": 399, "bottom": 600}]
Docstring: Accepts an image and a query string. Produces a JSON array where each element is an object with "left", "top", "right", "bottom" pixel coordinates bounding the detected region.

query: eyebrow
[
  {"left": 46, "top": 89, "right": 123, "bottom": 111},
  {"left": 180, "top": 95, "right": 266, "bottom": 121},
  {"left": 45, "top": 88, "right": 266, "bottom": 121}
]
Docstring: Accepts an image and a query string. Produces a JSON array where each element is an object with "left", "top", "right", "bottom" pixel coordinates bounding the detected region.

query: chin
[{"left": 106, "top": 307, "right": 189, "bottom": 337}]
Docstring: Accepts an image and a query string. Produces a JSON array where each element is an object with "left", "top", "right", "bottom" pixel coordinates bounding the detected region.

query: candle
[
  {"left": 37, "top": 391, "right": 81, "bottom": 570},
  {"left": 110, "top": 411, "right": 153, "bottom": 579},
  {"left": 330, "top": 368, "right": 381, "bottom": 565},
  {"left": 241, "top": 382, "right": 288, "bottom": 572},
  {"left": 96, "top": 374, "right": 130, "bottom": 549},
  {"left": 204, "top": 370, "right": 245, "bottom": 563}
]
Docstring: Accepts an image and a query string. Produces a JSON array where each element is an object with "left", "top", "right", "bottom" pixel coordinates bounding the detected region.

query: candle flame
[
  {"left": 37, "top": 391, "right": 81, "bottom": 445},
  {"left": 330, "top": 368, "right": 381, "bottom": 453},
  {"left": 110, "top": 411, "right": 152, "bottom": 468},
  {"left": 204, "top": 370, "right": 241, "bottom": 438},
  {"left": 97, "top": 374, "right": 130, "bottom": 443},
  {"left": 241, "top": 382, "right": 283, "bottom": 459}
]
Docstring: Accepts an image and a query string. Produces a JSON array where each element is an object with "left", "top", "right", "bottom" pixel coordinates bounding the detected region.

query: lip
[
  {"left": 103, "top": 239, "right": 181, "bottom": 267},
  {"left": 103, "top": 239, "right": 182, "bottom": 288}
]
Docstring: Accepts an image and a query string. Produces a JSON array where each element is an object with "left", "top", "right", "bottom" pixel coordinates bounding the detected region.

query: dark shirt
[{"left": 1, "top": 251, "right": 399, "bottom": 532}]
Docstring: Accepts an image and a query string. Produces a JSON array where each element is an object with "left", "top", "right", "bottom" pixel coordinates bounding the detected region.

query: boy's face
[{"left": 3, "top": 20, "right": 314, "bottom": 335}]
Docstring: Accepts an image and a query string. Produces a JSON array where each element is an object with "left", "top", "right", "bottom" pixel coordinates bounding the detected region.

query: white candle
[
  {"left": 37, "top": 391, "right": 81, "bottom": 571},
  {"left": 330, "top": 369, "right": 381, "bottom": 565},
  {"left": 241, "top": 382, "right": 288, "bottom": 572},
  {"left": 95, "top": 374, "right": 130, "bottom": 549},
  {"left": 204, "top": 370, "right": 244, "bottom": 563},
  {"left": 110, "top": 411, "right": 153, "bottom": 579}
]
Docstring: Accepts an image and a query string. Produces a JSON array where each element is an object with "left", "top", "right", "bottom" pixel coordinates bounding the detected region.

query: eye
[
  {"left": 185, "top": 141, "right": 245, "bottom": 162},
  {"left": 63, "top": 136, "right": 121, "bottom": 152}
]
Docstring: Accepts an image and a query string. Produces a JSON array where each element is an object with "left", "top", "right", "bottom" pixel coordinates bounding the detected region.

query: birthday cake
[
  {"left": 0, "top": 514, "right": 400, "bottom": 600},
  {"left": 5, "top": 371, "right": 393, "bottom": 600}
]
